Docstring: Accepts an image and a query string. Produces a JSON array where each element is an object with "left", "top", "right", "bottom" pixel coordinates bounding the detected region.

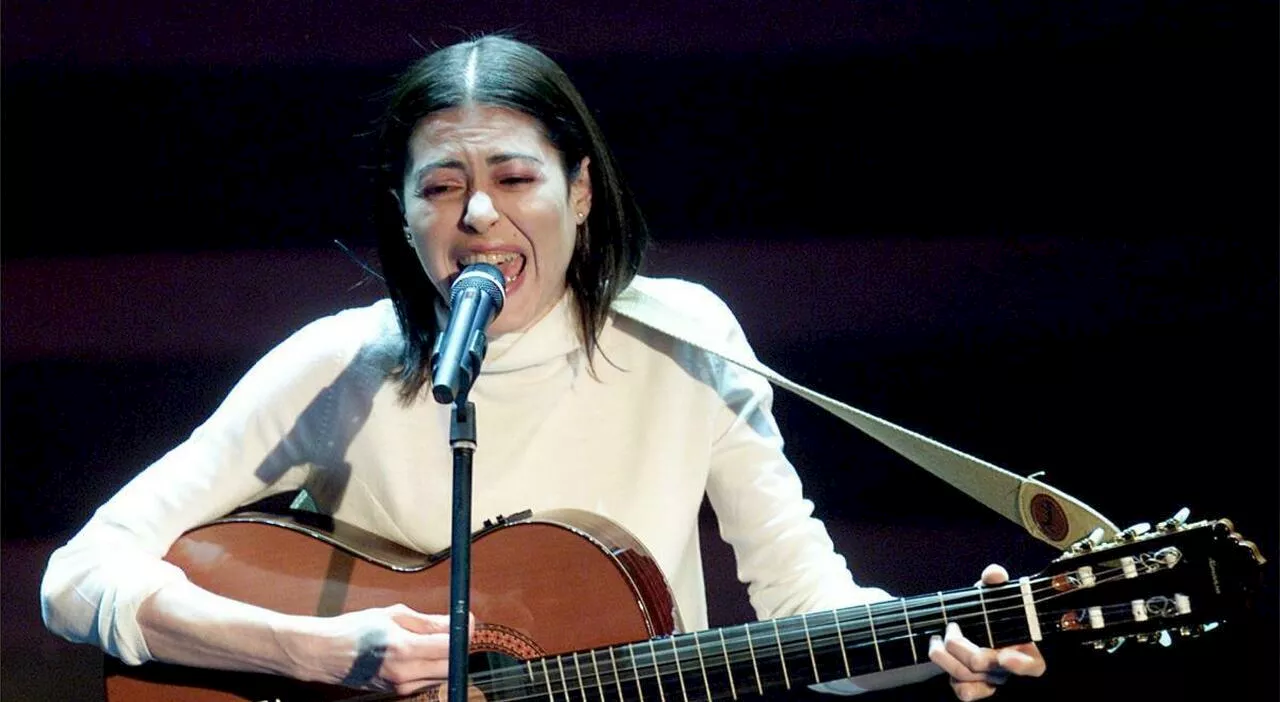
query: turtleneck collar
[{"left": 433, "top": 292, "right": 582, "bottom": 375}]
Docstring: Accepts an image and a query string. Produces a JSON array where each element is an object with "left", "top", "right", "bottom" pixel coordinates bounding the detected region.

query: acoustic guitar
[{"left": 104, "top": 507, "right": 1265, "bottom": 702}]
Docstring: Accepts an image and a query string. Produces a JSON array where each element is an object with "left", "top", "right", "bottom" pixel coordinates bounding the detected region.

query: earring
[
  {"left": 403, "top": 228, "right": 416, "bottom": 247},
  {"left": 576, "top": 212, "right": 585, "bottom": 222}
]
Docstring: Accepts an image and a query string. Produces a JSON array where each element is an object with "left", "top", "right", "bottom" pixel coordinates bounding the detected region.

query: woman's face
[{"left": 400, "top": 105, "right": 591, "bottom": 335}]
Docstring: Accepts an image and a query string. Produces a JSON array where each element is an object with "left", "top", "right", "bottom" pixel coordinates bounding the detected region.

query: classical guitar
[{"left": 104, "top": 507, "right": 1265, "bottom": 702}]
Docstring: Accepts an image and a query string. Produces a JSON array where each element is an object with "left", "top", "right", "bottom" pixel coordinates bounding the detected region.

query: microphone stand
[
  {"left": 432, "top": 263, "right": 503, "bottom": 702},
  {"left": 446, "top": 394, "right": 476, "bottom": 702}
]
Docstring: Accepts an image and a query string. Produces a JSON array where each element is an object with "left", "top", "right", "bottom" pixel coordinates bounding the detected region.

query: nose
[{"left": 462, "top": 191, "right": 500, "bottom": 234}]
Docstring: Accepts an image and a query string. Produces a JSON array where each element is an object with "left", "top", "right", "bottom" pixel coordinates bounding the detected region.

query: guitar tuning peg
[
  {"left": 1119, "top": 522, "right": 1151, "bottom": 540},
  {"left": 1157, "top": 508, "right": 1191, "bottom": 531},
  {"left": 1070, "top": 526, "right": 1107, "bottom": 553},
  {"left": 1091, "top": 637, "right": 1125, "bottom": 653},
  {"left": 1133, "top": 631, "right": 1172, "bottom": 646},
  {"left": 1179, "top": 622, "right": 1220, "bottom": 638}
]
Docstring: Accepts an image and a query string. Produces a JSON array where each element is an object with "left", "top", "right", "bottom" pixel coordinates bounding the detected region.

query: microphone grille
[{"left": 451, "top": 263, "right": 506, "bottom": 309}]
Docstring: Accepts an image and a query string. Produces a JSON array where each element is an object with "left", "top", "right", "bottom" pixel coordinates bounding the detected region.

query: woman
[{"left": 41, "top": 34, "right": 1043, "bottom": 699}]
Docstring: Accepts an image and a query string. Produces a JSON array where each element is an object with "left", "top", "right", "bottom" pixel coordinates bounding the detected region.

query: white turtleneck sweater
[{"left": 40, "top": 277, "right": 901, "bottom": 684}]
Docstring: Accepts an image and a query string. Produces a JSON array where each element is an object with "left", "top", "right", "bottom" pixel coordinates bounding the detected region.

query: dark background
[{"left": 2, "top": 2, "right": 1276, "bottom": 700}]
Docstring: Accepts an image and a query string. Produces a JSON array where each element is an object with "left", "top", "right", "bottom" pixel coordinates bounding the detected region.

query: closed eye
[{"left": 419, "top": 184, "right": 460, "bottom": 198}]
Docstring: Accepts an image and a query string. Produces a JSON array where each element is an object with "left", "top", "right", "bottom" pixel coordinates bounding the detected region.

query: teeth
[
  {"left": 459, "top": 251, "right": 524, "bottom": 285},
  {"left": 459, "top": 251, "right": 520, "bottom": 266}
]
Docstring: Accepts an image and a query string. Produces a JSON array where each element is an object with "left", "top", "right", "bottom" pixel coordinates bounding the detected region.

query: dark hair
[{"left": 373, "top": 35, "right": 648, "bottom": 403}]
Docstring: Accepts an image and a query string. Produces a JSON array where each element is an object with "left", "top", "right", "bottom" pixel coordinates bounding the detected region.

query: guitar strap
[{"left": 612, "top": 277, "right": 1119, "bottom": 551}]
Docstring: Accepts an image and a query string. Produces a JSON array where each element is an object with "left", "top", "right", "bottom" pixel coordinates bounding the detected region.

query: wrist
[{"left": 269, "top": 612, "right": 333, "bottom": 683}]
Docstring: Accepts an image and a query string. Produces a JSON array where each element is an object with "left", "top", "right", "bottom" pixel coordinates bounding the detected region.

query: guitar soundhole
[{"left": 468, "top": 652, "right": 522, "bottom": 701}]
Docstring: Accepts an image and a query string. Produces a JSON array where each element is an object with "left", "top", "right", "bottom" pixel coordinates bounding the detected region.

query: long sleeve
[
  {"left": 649, "top": 282, "right": 886, "bottom": 617},
  {"left": 678, "top": 285, "right": 944, "bottom": 696},
  {"left": 39, "top": 305, "right": 381, "bottom": 663}
]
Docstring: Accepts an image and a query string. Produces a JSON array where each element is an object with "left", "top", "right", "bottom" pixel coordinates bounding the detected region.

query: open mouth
[{"left": 457, "top": 251, "right": 526, "bottom": 286}]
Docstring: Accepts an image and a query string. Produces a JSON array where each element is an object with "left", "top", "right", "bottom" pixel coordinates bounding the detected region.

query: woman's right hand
[{"left": 287, "top": 603, "right": 473, "bottom": 696}]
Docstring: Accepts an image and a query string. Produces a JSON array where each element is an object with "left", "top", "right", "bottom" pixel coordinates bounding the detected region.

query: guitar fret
[
  {"left": 977, "top": 586, "right": 995, "bottom": 648},
  {"left": 800, "top": 612, "right": 820, "bottom": 682},
  {"left": 609, "top": 647, "right": 625, "bottom": 702},
  {"left": 558, "top": 655, "right": 573, "bottom": 702},
  {"left": 669, "top": 637, "right": 689, "bottom": 702},
  {"left": 528, "top": 659, "right": 550, "bottom": 702},
  {"left": 901, "top": 599, "right": 918, "bottom": 664},
  {"left": 589, "top": 649, "right": 606, "bottom": 702},
  {"left": 866, "top": 603, "right": 884, "bottom": 671},
  {"left": 938, "top": 592, "right": 949, "bottom": 627},
  {"left": 771, "top": 619, "right": 791, "bottom": 690},
  {"left": 629, "top": 643, "right": 645, "bottom": 702},
  {"left": 717, "top": 628, "right": 738, "bottom": 700},
  {"left": 540, "top": 657, "right": 559, "bottom": 702},
  {"left": 691, "top": 630, "right": 712, "bottom": 702},
  {"left": 649, "top": 639, "right": 667, "bottom": 702},
  {"left": 540, "top": 655, "right": 555, "bottom": 696},
  {"left": 574, "top": 652, "right": 589, "bottom": 702},
  {"left": 832, "top": 608, "right": 851, "bottom": 678},
  {"left": 744, "top": 623, "right": 763, "bottom": 696}
]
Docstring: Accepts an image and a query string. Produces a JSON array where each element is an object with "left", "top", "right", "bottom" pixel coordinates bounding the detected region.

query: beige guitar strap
[{"left": 612, "top": 278, "right": 1118, "bottom": 551}]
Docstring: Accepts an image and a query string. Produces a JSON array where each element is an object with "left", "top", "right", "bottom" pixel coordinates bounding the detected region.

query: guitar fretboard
[{"left": 478, "top": 581, "right": 1041, "bottom": 702}]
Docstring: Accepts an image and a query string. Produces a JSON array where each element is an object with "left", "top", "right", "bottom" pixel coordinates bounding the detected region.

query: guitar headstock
[{"left": 1032, "top": 508, "right": 1266, "bottom": 652}]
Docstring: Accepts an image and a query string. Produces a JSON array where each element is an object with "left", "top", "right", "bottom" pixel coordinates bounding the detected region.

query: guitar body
[{"left": 105, "top": 508, "right": 679, "bottom": 702}]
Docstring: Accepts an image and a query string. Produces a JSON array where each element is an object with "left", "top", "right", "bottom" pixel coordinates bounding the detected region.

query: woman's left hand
[{"left": 927, "top": 564, "right": 1046, "bottom": 700}]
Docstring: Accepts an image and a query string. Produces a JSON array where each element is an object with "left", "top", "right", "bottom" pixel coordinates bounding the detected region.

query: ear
[{"left": 570, "top": 157, "right": 592, "bottom": 220}]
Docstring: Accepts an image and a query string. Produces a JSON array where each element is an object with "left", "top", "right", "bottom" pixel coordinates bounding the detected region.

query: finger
[
  {"left": 944, "top": 623, "right": 1000, "bottom": 674},
  {"left": 396, "top": 630, "right": 452, "bottom": 655},
  {"left": 997, "top": 643, "right": 1047, "bottom": 677},
  {"left": 928, "top": 632, "right": 989, "bottom": 683},
  {"left": 950, "top": 678, "right": 997, "bottom": 701},
  {"left": 380, "top": 636, "right": 451, "bottom": 686},
  {"left": 978, "top": 563, "right": 1009, "bottom": 587},
  {"left": 389, "top": 604, "right": 452, "bottom": 634}
]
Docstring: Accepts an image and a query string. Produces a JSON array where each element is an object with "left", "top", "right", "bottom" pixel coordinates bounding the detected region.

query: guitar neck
[{"left": 476, "top": 582, "right": 1037, "bottom": 702}]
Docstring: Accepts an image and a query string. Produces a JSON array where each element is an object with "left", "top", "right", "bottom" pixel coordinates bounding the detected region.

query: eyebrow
[{"left": 409, "top": 152, "right": 545, "bottom": 183}]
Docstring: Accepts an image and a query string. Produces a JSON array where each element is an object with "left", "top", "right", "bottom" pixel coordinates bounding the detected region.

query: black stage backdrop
[{"left": 3, "top": 2, "right": 1276, "bottom": 701}]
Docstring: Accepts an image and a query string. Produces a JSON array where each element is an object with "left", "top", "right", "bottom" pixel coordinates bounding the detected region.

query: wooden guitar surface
[{"left": 104, "top": 508, "right": 677, "bottom": 702}]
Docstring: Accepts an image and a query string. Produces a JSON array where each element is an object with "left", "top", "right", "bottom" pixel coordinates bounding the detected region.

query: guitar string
[
  {"left": 449, "top": 610, "right": 1039, "bottom": 702},
  {"left": 468, "top": 580, "right": 1038, "bottom": 686},
  {"left": 481, "top": 561, "right": 1177, "bottom": 702},
  {"left": 464, "top": 562, "right": 1161, "bottom": 701},
  {"left": 462, "top": 584, "right": 1076, "bottom": 700},
  {"left": 459, "top": 600, "right": 1135, "bottom": 702},
  {"left": 720, "top": 603, "right": 1136, "bottom": 697},
  {"left": 354, "top": 554, "right": 1150, "bottom": 701}
]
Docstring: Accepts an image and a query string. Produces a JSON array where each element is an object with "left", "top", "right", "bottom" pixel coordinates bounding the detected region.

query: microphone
[{"left": 430, "top": 263, "right": 506, "bottom": 404}]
